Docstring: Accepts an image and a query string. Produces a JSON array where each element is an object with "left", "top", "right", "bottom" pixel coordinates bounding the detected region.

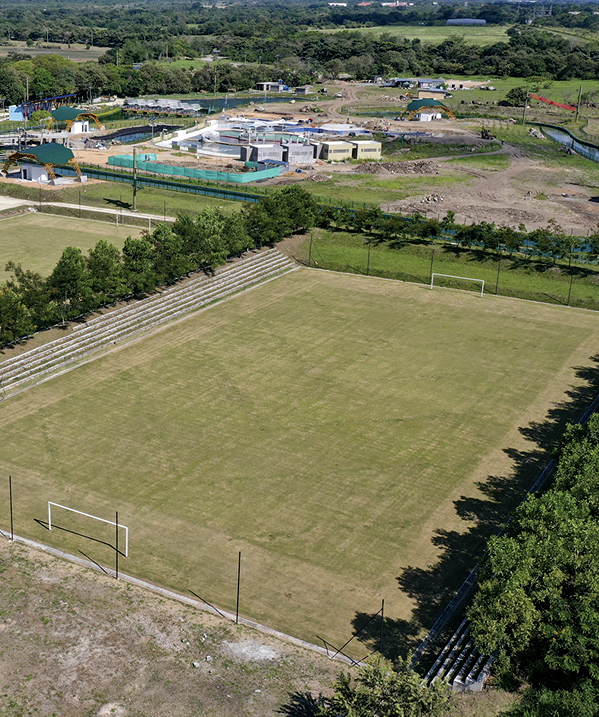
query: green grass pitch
[
  {"left": 1, "top": 268, "right": 598, "bottom": 654},
  {"left": 0, "top": 213, "right": 143, "bottom": 279}
]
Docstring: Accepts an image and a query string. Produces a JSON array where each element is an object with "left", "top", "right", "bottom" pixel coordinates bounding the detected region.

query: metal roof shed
[{"left": 2, "top": 143, "right": 83, "bottom": 180}]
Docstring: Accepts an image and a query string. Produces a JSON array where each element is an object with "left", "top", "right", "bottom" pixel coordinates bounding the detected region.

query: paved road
[{"left": 41, "top": 201, "right": 177, "bottom": 222}]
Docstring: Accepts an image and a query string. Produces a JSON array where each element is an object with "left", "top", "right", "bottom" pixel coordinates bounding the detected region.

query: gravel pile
[{"left": 356, "top": 160, "right": 439, "bottom": 175}]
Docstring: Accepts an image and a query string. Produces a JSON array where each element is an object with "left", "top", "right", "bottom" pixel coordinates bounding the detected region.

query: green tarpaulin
[{"left": 108, "top": 155, "right": 280, "bottom": 183}]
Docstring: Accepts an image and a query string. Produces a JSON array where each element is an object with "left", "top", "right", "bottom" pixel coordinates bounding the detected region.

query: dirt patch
[
  {"left": 0, "top": 538, "right": 341, "bottom": 717},
  {"left": 224, "top": 640, "right": 280, "bottom": 661}
]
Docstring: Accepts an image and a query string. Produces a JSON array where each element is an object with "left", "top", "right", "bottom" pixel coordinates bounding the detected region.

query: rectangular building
[
  {"left": 256, "top": 82, "right": 287, "bottom": 93},
  {"left": 320, "top": 141, "right": 354, "bottom": 161},
  {"left": 350, "top": 140, "right": 382, "bottom": 160},
  {"left": 281, "top": 141, "right": 316, "bottom": 164},
  {"left": 240, "top": 143, "right": 285, "bottom": 162}
]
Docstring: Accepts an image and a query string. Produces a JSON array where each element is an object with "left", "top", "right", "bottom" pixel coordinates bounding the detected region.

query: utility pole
[
  {"left": 575, "top": 84, "right": 583, "bottom": 122},
  {"left": 132, "top": 147, "right": 137, "bottom": 212},
  {"left": 522, "top": 88, "right": 529, "bottom": 126}
]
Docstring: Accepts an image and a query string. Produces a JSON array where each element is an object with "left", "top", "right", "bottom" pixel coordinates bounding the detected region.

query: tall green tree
[
  {"left": 4, "top": 261, "right": 52, "bottom": 327},
  {"left": 151, "top": 223, "right": 192, "bottom": 284},
  {"left": 87, "top": 239, "right": 126, "bottom": 303},
  {"left": 47, "top": 246, "right": 93, "bottom": 318},
  {"left": 469, "top": 418, "right": 599, "bottom": 688},
  {"left": 122, "top": 236, "right": 155, "bottom": 295},
  {"left": 0, "top": 285, "right": 35, "bottom": 345},
  {"left": 317, "top": 655, "right": 453, "bottom": 717}
]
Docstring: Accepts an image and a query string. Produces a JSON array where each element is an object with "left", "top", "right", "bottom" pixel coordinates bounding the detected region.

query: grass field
[
  {"left": 0, "top": 181, "right": 244, "bottom": 220},
  {"left": 319, "top": 23, "right": 596, "bottom": 47},
  {"left": 1, "top": 268, "right": 598, "bottom": 656},
  {"left": 304, "top": 171, "right": 471, "bottom": 205},
  {"left": 0, "top": 213, "right": 143, "bottom": 279},
  {"left": 0, "top": 40, "right": 109, "bottom": 62},
  {"left": 320, "top": 24, "right": 511, "bottom": 45},
  {"left": 299, "top": 230, "right": 599, "bottom": 310}
]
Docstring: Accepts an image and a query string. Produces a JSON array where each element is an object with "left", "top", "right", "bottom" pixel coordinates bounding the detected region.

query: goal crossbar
[
  {"left": 430, "top": 273, "right": 484, "bottom": 297},
  {"left": 48, "top": 502, "right": 129, "bottom": 557}
]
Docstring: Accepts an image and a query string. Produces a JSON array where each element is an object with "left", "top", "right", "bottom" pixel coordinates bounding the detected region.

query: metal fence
[{"left": 62, "top": 165, "right": 264, "bottom": 203}]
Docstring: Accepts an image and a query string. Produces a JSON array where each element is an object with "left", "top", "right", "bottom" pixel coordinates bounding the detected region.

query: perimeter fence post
[
  {"left": 9, "top": 475, "right": 13, "bottom": 541},
  {"left": 115, "top": 511, "right": 119, "bottom": 580},
  {"left": 236, "top": 551, "right": 241, "bottom": 624}
]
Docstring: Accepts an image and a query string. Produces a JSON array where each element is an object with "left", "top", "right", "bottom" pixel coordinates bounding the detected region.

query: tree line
[
  {"left": 0, "top": 185, "right": 317, "bottom": 346},
  {"left": 469, "top": 410, "right": 599, "bottom": 715},
  {"left": 2, "top": 6, "right": 599, "bottom": 105},
  {"left": 316, "top": 205, "right": 599, "bottom": 265},
  {"left": 0, "top": 53, "right": 310, "bottom": 106}
]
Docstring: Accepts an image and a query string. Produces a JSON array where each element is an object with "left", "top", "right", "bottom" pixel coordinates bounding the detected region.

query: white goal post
[
  {"left": 430, "top": 273, "right": 485, "bottom": 297},
  {"left": 48, "top": 502, "right": 129, "bottom": 557}
]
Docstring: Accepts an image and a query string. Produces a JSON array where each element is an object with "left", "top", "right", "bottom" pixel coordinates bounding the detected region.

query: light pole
[{"left": 132, "top": 146, "right": 138, "bottom": 212}]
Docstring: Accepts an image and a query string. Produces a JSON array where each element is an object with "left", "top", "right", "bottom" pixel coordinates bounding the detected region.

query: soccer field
[
  {"left": 0, "top": 213, "right": 142, "bottom": 279},
  {"left": 1, "top": 269, "right": 597, "bottom": 655}
]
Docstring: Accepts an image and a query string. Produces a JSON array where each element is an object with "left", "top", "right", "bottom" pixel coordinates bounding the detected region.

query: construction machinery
[{"left": 481, "top": 126, "right": 496, "bottom": 140}]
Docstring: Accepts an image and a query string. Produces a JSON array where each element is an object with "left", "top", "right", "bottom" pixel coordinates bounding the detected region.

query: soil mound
[{"left": 356, "top": 161, "right": 439, "bottom": 175}]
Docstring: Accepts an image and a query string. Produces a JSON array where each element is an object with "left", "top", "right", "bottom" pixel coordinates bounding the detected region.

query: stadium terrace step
[
  {"left": 422, "top": 618, "right": 494, "bottom": 693},
  {"left": 0, "top": 249, "right": 296, "bottom": 400}
]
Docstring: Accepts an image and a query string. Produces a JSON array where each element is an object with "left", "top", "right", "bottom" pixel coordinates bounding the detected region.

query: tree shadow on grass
[
  {"left": 352, "top": 355, "right": 599, "bottom": 664},
  {"left": 103, "top": 197, "right": 132, "bottom": 210},
  {"left": 278, "top": 692, "right": 324, "bottom": 717}
]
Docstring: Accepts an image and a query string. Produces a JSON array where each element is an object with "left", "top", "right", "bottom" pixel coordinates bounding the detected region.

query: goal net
[
  {"left": 430, "top": 273, "right": 484, "bottom": 297},
  {"left": 48, "top": 502, "right": 129, "bottom": 557}
]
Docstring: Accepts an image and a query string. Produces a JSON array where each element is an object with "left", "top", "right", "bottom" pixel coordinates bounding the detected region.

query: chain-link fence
[{"left": 298, "top": 233, "right": 599, "bottom": 311}]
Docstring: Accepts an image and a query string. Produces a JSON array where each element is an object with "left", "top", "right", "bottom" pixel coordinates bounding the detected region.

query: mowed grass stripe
[{"left": 0, "top": 269, "right": 597, "bottom": 652}]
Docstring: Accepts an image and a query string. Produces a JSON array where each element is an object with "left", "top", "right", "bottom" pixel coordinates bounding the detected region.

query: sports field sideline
[{"left": 0, "top": 268, "right": 597, "bottom": 655}]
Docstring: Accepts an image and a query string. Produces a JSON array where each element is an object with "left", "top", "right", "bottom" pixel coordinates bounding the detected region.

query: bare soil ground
[{"left": 0, "top": 538, "right": 341, "bottom": 717}]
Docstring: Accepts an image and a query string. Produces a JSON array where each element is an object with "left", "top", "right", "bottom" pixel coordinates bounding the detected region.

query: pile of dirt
[
  {"left": 420, "top": 193, "right": 444, "bottom": 204},
  {"left": 362, "top": 119, "right": 394, "bottom": 131},
  {"left": 356, "top": 161, "right": 439, "bottom": 175}
]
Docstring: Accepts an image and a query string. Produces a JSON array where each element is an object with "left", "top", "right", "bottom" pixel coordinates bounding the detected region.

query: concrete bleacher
[
  {"left": 422, "top": 618, "right": 495, "bottom": 692},
  {"left": 0, "top": 249, "right": 296, "bottom": 400}
]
